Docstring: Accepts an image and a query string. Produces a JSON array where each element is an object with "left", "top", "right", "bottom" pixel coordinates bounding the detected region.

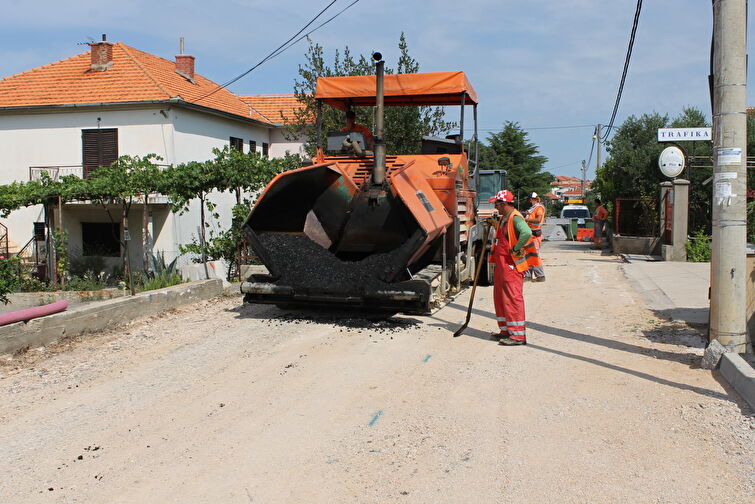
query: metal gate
[
  {"left": 662, "top": 191, "right": 673, "bottom": 245},
  {"left": 614, "top": 198, "right": 658, "bottom": 237}
]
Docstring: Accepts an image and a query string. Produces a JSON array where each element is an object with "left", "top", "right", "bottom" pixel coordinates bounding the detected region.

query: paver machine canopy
[{"left": 242, "top": 55, "right": 483, "bottom": 313}]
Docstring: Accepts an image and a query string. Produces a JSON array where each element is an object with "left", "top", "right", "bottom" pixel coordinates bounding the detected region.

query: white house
[{"left": 0, "top": 37, "right": 306, "bottom": 273}]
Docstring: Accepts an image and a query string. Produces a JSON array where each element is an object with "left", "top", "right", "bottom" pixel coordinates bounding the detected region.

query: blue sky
[{"left": 1, "top": 0, "right": 752, "bottom": 179}]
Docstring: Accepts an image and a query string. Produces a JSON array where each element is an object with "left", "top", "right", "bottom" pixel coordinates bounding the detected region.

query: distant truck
[
  {"left": 560, "top": 204, "right": 591, "bottom": 221},
  {"left": 470, "top": 169, "right": 507, "bottom": 285},
  {"left": 474, "top": 169, "right": 508, "bottom": 221}
]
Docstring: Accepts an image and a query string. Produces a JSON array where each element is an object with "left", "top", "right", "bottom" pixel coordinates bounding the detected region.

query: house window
[
  {"left": 82, "top": 128, "right": 118, "bottom": 177},
  {"left": 33, "top": 222, "right": 46, "bottom": 242},
  {"left": 82, "top": 222, "right": 120, "bottom": 257},
  {"left": 249, "top": 140, "right": 257, "bottom": 153},
  {"left": 230, "top": 137, "right": 243, "bottom": 151},
  {"left": 262, "top": 142, "right": 269, "bottom": 157}
]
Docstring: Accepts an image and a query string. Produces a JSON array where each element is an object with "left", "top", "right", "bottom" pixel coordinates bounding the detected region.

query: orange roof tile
[
  {"left": 238, "top": 94, "right": 310, "bottom": 124},
  {"left": 0, "top": 42, "right": 269, "bottom": 124}
]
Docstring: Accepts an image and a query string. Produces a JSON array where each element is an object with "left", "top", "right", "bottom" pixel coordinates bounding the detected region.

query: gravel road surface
[{"left": 1, "top": 242, "right": 752, "bottom": 503}]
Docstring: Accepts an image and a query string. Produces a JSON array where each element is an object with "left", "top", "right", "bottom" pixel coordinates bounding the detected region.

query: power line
[
  {"left": 194, "top": 0, "right": 361, "bottom": 103},
  {"left": 263, "top": 0, "right": 362, "bottom": 67},
  {"left": 547, "top": 160, "right": 583, "bottom": 171},
  {"left": 601, "top": 0, "right": 643, "bottom": 142},
  {"left": 466, "top": 123, "right": 596, "bottom": 132},
  {"left": 585, "top": 129, "right": 597, "bottom": 168}
]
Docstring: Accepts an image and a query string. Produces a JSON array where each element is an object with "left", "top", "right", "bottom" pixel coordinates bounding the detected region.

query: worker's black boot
[{"left": 499, "top": 337, "right": 526, "bottom": 346}]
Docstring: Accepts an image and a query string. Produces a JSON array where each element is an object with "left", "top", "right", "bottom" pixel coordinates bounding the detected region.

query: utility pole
[
  {"left": 710, "top": 0, "right": 749, "bottom": 352},
  {"left": 580, "top": 160, "right": 587, "bottom": 199},
  {"left": 594, "top": 124, "right": 603, "bottom": 175}
]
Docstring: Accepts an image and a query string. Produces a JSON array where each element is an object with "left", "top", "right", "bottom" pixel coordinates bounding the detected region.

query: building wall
[
  {"left": 268, "top": 127, "right": 306, "bottom": 159},
  {"left": 0, "top": 107, "right": 172, "bottom": 249},
  {"left": 0, "top": 105, "right": 303, "bottom": 270}
]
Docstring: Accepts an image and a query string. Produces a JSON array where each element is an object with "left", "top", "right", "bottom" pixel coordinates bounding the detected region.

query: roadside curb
[
  {"left": 0, "top": 279, "right": 223, "bottom": 355},
  {"left": 719, "top": 353, "right": 755, "bottom": 410}
]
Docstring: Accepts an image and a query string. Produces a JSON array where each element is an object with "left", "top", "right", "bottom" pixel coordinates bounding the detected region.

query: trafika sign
[{"left": 657, "top": 127, "right": 711, "bottom": 142}]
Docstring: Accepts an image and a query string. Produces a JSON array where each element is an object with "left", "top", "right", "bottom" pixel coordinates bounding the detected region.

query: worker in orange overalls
[
  {"left": 342, "top": 110, "right": 374, "bottom": 151},
  {"left": 592, "top": 198, "right": 609, "bottom": 249},
  {"left": 488, "top": 190, "right": 541, "bottom": 346},
  {"left": 524, "top": 192, "right": 546, "bottom": 282}
]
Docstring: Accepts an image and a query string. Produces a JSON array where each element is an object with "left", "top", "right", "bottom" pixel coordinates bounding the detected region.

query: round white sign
[{"left": 658, "top": 146, "right": 685, "bottom": 178}]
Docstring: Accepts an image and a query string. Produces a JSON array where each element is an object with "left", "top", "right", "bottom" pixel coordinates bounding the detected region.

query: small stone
[{"left": 701, "top": 340, "right": 727, "bottom": 370}]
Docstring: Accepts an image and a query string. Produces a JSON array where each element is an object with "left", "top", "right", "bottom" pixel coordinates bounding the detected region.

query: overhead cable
[
  {"left": 467, "top": 124, "right": 596, "bottom": 133},
  {"left": 194, "top": 0, "right": 361, "bottom": 103},
  {"left": 601, "top": 0, "right": 643, "bottom": 142}
]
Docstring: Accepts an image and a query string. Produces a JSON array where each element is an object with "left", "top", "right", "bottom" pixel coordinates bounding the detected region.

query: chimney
[
  {"left": 175, "top": 37, "right": 195, "bottom": 82},
  {"left": 89, "top": 33, "right": 114, "bottom": 72}
]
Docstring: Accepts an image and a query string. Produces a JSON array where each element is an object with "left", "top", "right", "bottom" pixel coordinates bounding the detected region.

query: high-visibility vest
[
  {"left": 525, "top": 203, "right": 545, "bottom": 230},
  {"left": 505, "top": 210, "right": 543, "bottom": 273}
]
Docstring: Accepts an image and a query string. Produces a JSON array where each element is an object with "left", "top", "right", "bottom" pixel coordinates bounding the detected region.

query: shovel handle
[{"left": 453, "top": 223, "right": 491, "bottom": 337}]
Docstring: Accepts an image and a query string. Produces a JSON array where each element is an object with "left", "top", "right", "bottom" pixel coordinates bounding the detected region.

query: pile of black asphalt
[{"left": 258, "top": 232, "right": 405, "bottom": 293}]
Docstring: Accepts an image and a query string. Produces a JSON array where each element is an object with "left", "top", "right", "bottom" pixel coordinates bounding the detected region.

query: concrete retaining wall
[
  {"left": 612, "top": 235, "right": 661, "bottom": 255},
  {"left": 0, "top": 279, "right": 222, "bottom": 355},
  {"left": 0, "top": 289, "right": 127, "bottom": 315}
]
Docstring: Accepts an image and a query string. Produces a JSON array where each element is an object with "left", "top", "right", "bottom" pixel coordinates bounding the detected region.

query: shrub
[
  {"left": 0, "top": 256, "right": 22, "bottom": 304},
  {"left": 66, "top": 272, "right": 107, "bottom": 291},
  {"left": 137, "top": 271, "right": 184, "bottom": 292},
  {"left": 686, "top": 230, "right": 711, "bottom": 262}
]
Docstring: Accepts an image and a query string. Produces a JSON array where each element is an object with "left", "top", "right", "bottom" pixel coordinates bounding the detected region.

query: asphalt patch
[{"left": 269, "top": 311, "right": 421, "bottom": 334}]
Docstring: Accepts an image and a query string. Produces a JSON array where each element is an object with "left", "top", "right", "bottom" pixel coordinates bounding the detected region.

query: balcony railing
[
  {"left": 29, "top": 164, "right": 169, "bottom": 181},
  {"left": 27, "top": 165, "right": 171, "bottom": 205}
]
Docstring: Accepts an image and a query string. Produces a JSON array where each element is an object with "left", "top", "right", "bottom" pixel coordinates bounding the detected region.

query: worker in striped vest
[
  {"left": 524, "top": 192, "right": 546, "bottom": 282},
  {"left": 487, "top": 189, "right": 541, "bottom": 345}
]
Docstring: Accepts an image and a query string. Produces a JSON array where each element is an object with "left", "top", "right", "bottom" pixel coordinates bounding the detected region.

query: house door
[{"left": 82, "top": 128, "right": 118, "bottom": 177}]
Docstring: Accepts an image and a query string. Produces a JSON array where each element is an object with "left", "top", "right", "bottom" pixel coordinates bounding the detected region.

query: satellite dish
[{"left": 658, "top": 146, "right": 685, "bottom": 178}]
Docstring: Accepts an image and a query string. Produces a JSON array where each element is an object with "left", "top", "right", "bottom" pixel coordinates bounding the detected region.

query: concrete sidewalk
[
  {"left": 623, "top": 258, "right": 755, "bottom": 410},
  {"left": 621, "top": 259, "right": 710, "bottom": 326}
]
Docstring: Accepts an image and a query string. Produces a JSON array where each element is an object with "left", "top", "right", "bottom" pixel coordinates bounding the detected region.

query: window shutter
[{"left": 82, "top": 128, "right": 118, "bottom": 177}]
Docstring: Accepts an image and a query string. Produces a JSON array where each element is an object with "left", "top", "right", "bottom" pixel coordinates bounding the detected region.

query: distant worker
[
  {"left": 592, "top": 198, "right": 609, "bottom": 249},
  {"left": 342, "top": 110, "right": 374, "bottom": 151},
  {"left": 524, "top": 192, "right": 546, "bottom": 282},
  {"left": 488, "top": 189, "right": 541, "bottom": 346}
]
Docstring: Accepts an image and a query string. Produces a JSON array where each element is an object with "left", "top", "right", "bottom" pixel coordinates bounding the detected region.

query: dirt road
[{"left": 1, "top": 242, "right": 752, "bottom": 503}]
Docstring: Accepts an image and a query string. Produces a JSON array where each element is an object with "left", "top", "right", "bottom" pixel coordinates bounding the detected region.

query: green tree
[
  {"left": 179, "top": 147, "right": 293, "bottom": 279},
  {"left": 85, "top": 156, "right": 153, "bottom": 295},
  {"left": 162, "top": 160, "right": 221, "bottom": 280},
  {"left": 286, "top": 33, "right": 455, "bottom": 156},
  {"left": 592, "top": 107, "right": 714, "bottom": 235},
  {"left": 478, "top": 121, "right": 552, "bottom": 206},
  {"left": 0, "top": 256, "right": 22, "bottom": 304}
]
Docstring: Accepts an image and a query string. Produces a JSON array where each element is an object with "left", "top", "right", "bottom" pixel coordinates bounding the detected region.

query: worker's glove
[{"left": 484, "top": 217, "right": 498, "bottom": 227}]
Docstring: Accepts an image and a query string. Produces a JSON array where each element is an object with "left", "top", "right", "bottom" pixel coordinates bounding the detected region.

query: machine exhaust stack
[{"left": 372, "top": 52, "right": 386, "bottom": 186}]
